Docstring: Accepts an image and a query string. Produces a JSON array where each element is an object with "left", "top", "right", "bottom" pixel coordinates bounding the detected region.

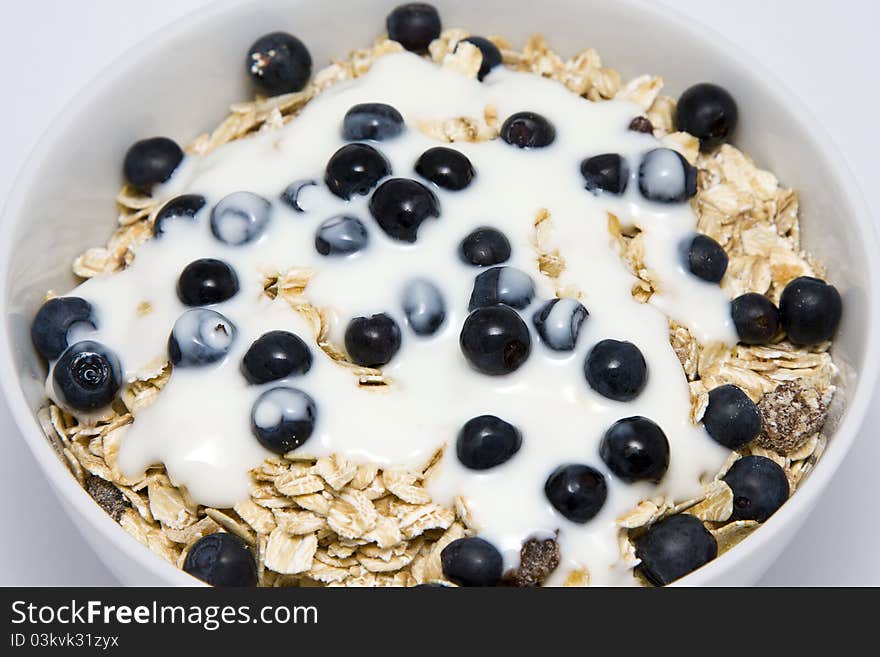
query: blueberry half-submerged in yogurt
[
  {"left": 251, "top": 386, "right": 317, "bottom": 454},
  {"left": 153, "top": 194, "right": 207, "bottom": 237},
  {"left": 369, "top": 178, "right": 439, "bottom": 242},
  {"left": 280, "top": 179, "right": 318, "bottom": 213},
  {"left": 52, "top": 341, "right": 122, "bottom": 412},
  {"left": 342, "top": 103, "right": 405, "bottom": 141},
  {"left": 168, "top": 309, "right": 237, "bottom": 367},
  {"left": 325, "top": 143, "right": 391, "bottom": 200},
  {"left": 638, "top": 148, "right": 698, "bottom": 203},
  {"left": 456, "top": 415, "right": 522, "bottom": 470},
  {"left": 210, "top": 192, "right": 272, "bottom": 245},
  {"left": 241, "top": 330, "right": 312, "bottom": 384},
  {"left": 532, "top": 298, "right": 589, "bottom": 352},
  {"left": 401, "top": 278, "right": 446, "bottom": 336},
  {"left": 459, "top": 227, "right": 511, "bottom": 267},
  {"left": 580, "top": 153, "right": 629, "bottom": 195},
  {"left": 31, "top": 296, "right": 96, "bottom": 360},
  {"left": 468, "top": 266, "right": 535, "bottom": 311},
  {"left": 544, "top": 463, "right": 607, "bottom": 523},
  {"left": 500, "top": 112, "right": 556, "bottom": 148},
  {"left": 315, "top": 215, "right": 369, "bottom": 256}
]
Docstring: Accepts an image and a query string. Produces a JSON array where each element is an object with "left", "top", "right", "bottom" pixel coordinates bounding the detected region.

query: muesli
[{"left": 31, "top": 3, "right": 841, "bottom": 587}]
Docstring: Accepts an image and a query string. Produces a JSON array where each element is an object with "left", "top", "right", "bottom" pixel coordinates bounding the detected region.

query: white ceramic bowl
[{"left": 2, "top": 0, "right": 878, "bottom": 586}]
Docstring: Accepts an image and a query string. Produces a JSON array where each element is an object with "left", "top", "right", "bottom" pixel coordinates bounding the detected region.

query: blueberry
[
  {"left": 703, "top": 384, "right": 761, "bottom": 449},
  {"left": 210, "top": 191, "right": 271, "bottom": 245},
  {"left": 440, "top": 537, "right": 503, "bottom": 587},
  {"left": 580, "top": 154, "right": 629, "bottom": 195},
  {"left": 241, "top": 330, "right": 312, "bottom": 384},
  {"left": 460, "top": 305, "right": 531, "bottom": 375},
  {"left": 344, "top": 314, "right": 402, "bottom": 367},
  {"left": 176, "top": 259, "right": 239, "bottom": 306},
  {"left": 544, "top": 464, "right": 607, "bottom": 523},
  {"left": 31, "top": 297, "right": 96, "bottom": 360},
  {"left": 168, "top": 309, "right": 236, "bottom": 367},
  {"left": 684, "top": 233, "right": 728, "bottom": 283},
  {"left": 342, "top": 103, "right": 405, "bottom": 141},
  {"left": 123, "top": 137, "right": 183, "bottom": 191},
  {"left": 153, "top": 194, "right": 207, "bottom": 237},
  {"left": 500, "top": 112, "right": 556, "bottom": 149},
  {"left": 280, "top": 179, "right": 317, "bottom": 213},
  {"left": 676, "top": 83, "right": 738, "bottom": 152},
  {"left": 584, "top": 339, "right": 647, "bottom": 402},
  {"left": 456, "top": 415, "right": 522, "bottom": 470},
  {"left": 635, "top": 514, "right": 717, "bottom": 586},
  {"left": 600, "top": 416, "right": 669, "bottom": 483},
  {"left": 532, "top": 298, "right": 589, "bottom": 352},
  {"left": 386, "top": 3, "right": 441, "bottom": 54},
  {"left": 731, "top": 293, "right": 780, "bottom": 345},
  {"left": 325, "top": 143, "right": 391, "bottom": 200},
  {"left": 457, "top": 36, "right": 502, "bottom": 81},
  {"left": 401, "top": 278, "right": 446, "bottom": 336},
  {"left": 723, "top": 455, "right": 790, "bottom": 522},
  {"left": 459, "top": 227, "right": 511, "bottom": 267},
  {"left": 415, "top": 147, "right": 475, "bottom": 191},
  {"left": 315, "top": 215, "right": 369, "bottom": 256},
  {"left": 52, "top": 341, "right": 121, "bottom": 411},
  {"left": 251, "top": 386, "right": 317, "bottom": 454},
  {"left": 638, "top": 148, "right": 697, "bottom": 203},
  {"left": 779, "top": 276, "right": 842, "bottom": 345},
  {"left": 183, "top": 532, "right": 257, "bottom": 587},
  {"left": 468, "top": 266, "right": 535, "bottom": 311},
  {"left": 369, "top": 178, "right": 440, "bottom": 242},
  {"left": 246, "top": 32, "right": 312, "bottom": 95}
]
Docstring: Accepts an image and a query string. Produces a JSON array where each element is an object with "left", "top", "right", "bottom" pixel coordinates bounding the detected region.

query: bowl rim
[{"left": 1, "top": 0, "right": 878, "bottom": 587}]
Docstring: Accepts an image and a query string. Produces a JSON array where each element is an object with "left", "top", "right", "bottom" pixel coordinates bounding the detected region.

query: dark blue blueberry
[
  {"left": 635, "top": 514, "right": 717, "bottom": 586},
  {"left": 684, "top": 233, "right": 728, "bottom": 283},
  {"left": 241, "top": 330, "right": 312, "bottom": 384},
  {"left": 401, "top": 278, "right": 446, "bottom": 336},
  {"left": 731, "top": 293, "right": 779, "bottom": 345},
  {"left": 458, "top": 36, "right": 502, "bottom": 81},
  {"left": 456, "top": 415, "right": 522, "bottom": 470},
  {"left": 600, "top": 416, "right": 669, "bottom": 483},
  {"left": 325, "top": 143, "right": 391, "bottom": 200},
  {"left": 123, "top": 137, "right": 183, "bottom": 191},
  {"left": 369, "top": 178, "right": 440, "bottom": 242},
  {"left": 638, "top": 148, "right": 697, "bottom": 203},
  {"left": 459, "top": 305, "right": 531, "bottom": 376},
  {"left": 723, "top": 455, "right": 790, "bottom": 522},
  {"left": 584, "top": 339, "right": 647, "bottom": 402},
  {"left": 344, "top": 313, "right": 402, "bottom": 367},
  {"left": 52, "top": 341, "right": 121, "bottom": 412},
  {"left": 210, "top": 191, "right": 271, "bottom": 245},
  {"left": 184, "top": 532, "right": 257, "bottom": 587},
  {"left": 251, "top": 386, "right": 317, "bottom": 454},
  {"left": 703, "top": 384, "right": 761, "bottom": 449},
  {"left": 532, "top": 298, "right": 588, "bottom": 352},
  {"left": 440, "top": 537, "right": 503, "bottom": 587},
  {"left": 315, "top": 215, "right": 369, "bottom": 256},
  {"left": 153, "top": 194, "right": 207, "bottom": 237},
  {"left": 177, "top": 258, "right": 239, "bottom": 306},
  {"left": 246, "top": 32, "right": 312, "bottom": 95},
  {"left": 580, "top": 153, "right": 629, "bottom": 195},
  {"left": 280, "top": 179, "right": 317, "bottom": 213},
  {"left": 779, "top": 276, "right": 842, "bottom": 345},
  {"left": 31, "top": 297, "right": 96, "bottom": 360},
  {"left": 676, "top": 83, "right": 738, "bottom": 152},
  {"left": 342, "top": 103, "right": 405, "bottom": 141},
  {"left": 459, "top": 227, "right": 511, "bottom": 266},
  {"left": 544, "top": 464, "right": 607, "bottom": 523},
  {"left": 468, "top": 266, "right": 534, "bottom": 311},
  {"left": 386, "top": 3, "right": 442, "bottom": 54},
  {"left": 415, "top": 147, "right": 475, "bottom": 191},
  {"left": 500, "top": 112, "right": 556, "bottom": 148},
  {"left": 168, "top": 309, "right": 236, "bottom": 367}
]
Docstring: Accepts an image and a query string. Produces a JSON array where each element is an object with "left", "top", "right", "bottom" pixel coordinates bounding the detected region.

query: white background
[{"left": 0, "top": 0, "right": 877, "bottom": 586}]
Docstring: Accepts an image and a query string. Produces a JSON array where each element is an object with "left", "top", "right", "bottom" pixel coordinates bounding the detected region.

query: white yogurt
[{"left": 49, "top": 53, "right": 737, "bottom": 585}]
